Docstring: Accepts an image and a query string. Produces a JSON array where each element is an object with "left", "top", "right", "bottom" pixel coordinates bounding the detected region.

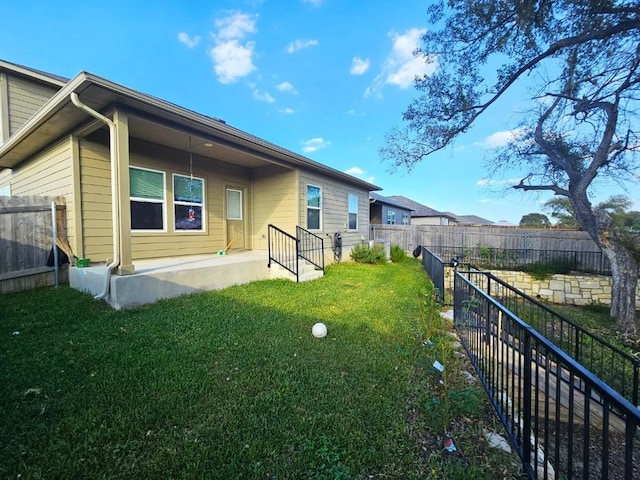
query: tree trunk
[
  {"left": 600, "top": 235, "right": 639, "bottom": 339},
  {"left": 571, "top": 194, "right": 639, "bottom": 339}
]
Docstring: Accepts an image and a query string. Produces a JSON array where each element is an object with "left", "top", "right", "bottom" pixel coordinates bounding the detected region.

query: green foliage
[
  {"left": 0, "top": 262, "right": 520, "bottom": 479},
  {"left": 519, "top": 212, "right": 551, "bottom": 227},
  {"left": 475, "top": 244, "right": 519, "bottom": 270},
  {"left": 584, "top": 299, "right": 610, "bottom": 315},
  {"left": 390, "top": 244, "right": 407, "bottom": 263},
  {"left": 544, "top": 197, "right": 580, "bottom": 229},
  {"left": 349, "top": 243, "right": 386, "bottom": 264},
  {"left": 524, "top": 258, "right": 574, "bottom": 280}
]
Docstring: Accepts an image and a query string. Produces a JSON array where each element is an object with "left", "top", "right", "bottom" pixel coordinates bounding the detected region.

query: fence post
[
  {"left": 522, "top": 333, "right": 533, "bottom": 471},
  {"left": 485, "top": 274, "right": 492, "bottom": 345},
  {"left": 633, "top": 365, "right": 639, "bottom": 408},
  {"left": 51, "top": 202, "right": 59, "bottom": 287}
]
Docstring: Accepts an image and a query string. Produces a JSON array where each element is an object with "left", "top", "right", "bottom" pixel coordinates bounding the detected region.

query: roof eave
[{"left": 0, "top": 71, "right": 381, "bottom": 191}]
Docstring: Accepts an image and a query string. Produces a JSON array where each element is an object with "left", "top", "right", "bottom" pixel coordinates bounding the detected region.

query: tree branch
[
  {"left": 513, "top": 175, "right": 569, "bottom": 196},
  {"left": 440, "top": 19, "right": 640, "bottom": 148}
]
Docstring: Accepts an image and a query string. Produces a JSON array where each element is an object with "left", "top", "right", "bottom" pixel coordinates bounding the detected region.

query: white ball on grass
[{"left": 312, "top": 322, "right": 327, "bottom": 338}]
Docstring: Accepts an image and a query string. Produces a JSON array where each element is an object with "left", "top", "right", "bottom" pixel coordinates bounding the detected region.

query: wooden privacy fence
[
  {"left": 369, "top": 224, "right": 602, "bottom": 254},
  {"left": 0, "top": 196, "right": 67, "bottom": 293}
]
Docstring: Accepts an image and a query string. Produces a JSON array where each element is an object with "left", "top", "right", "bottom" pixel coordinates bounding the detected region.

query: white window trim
[
  {"left": 130, "top": 166, "right": 167, "bottom": 233},
  {"left": 387, "top": 210, "right": 396, "bottom": 225},
  {"left": 173, "top": 173, "right": 206, "bottom": 233},
  {"left": 306, "top": 184, "right": 322, "bottom": 231},
  {"left": 402, "top": 213, "right": 409, "bottom": 225},
  {"left": 347, "top": 193, "right": 358, "bottom": 231},
  {"left": 226, "top": 188, "right": 243, "bottom": 221}
]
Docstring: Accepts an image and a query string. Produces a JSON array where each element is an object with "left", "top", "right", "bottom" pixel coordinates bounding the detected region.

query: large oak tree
[{"left": 381, "top": 1, "right": 640, "bottom": 337}]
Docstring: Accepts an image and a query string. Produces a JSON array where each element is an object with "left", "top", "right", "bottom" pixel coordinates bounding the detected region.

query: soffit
[{"left": 0, "top": 74, "right": 381, "bottom": 191}]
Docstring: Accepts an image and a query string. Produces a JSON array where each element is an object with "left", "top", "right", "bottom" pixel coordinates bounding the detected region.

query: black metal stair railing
[
  {"left": 296, "top": 226, "right": 324, "bottom": 272},
  {"left": 267, "top": 224, "right": 325, "bottom": 282}
]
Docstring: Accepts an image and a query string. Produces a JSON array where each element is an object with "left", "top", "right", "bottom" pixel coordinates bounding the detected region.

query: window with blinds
[{"left": 130, "top": 167, "right": 165, "bottom": 231}]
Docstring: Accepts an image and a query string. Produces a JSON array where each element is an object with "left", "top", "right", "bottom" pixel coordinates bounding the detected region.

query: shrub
[
  {"left": 350, "top": 244, "right": 386, "bottom": 264},
  {"left": 390, "top": 244, "right": 406, "bottom": 263},
  {"left": 524, "top": 258, "right": 574, "bottom": 280}
]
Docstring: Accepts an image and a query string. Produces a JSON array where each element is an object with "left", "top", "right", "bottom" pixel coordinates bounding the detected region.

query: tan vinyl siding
[
  {"left": 6, "top": 74, "right": 58, "bottom": 135},
  {"left": 299, "top": 169, "right": 370, "bottom": 247},
  {"left": 252, "top": 165, "right": 297, "bottom": 249},
  {"left": 9, "top": 137, "right": 77, "bottom": 250},
  {"left": 78, "top": 140, "right": 113, "bottom": 260},
  {"left": 79, "top": 137, "right": 258, "bottom": 262}
]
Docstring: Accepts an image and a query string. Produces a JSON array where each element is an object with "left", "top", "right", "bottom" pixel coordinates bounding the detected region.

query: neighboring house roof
[
  {"left": 387, "top": 195, "right": 456, "bottom": 219},
  {"left": 0, "top": 61, "right": 380, "bottom": 193},
  {"left": 492, "top": 220, "right": 518, "bottom": 227},
  {"left": 369, "top": 192, "right": 413, "bottom": 211},
  {"left": 0, "top": 59, "right": 69, "bottom": 87},
  {"left": 447, "top": 214, "right": 494, "bottom": 226}
]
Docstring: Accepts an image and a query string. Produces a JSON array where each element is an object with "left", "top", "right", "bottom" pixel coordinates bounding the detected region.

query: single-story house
[
  {"left": 386, "top": 195, "right": 458, "bottom": 226},
  {"left": 0, "top": 59, "right": 380, "bottom": 308},
  {"left": 369, "top": 192, "right": 412, "bottom": 225}
]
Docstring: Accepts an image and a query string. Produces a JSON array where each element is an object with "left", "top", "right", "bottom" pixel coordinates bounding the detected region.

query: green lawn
[{"left": 1, "top": 260, "right": 519, "bottom": 479}]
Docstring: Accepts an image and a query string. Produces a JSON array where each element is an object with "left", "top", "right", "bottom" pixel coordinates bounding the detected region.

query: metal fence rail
[
  {"left": 421, "top": 247, "right": 445, "bottom": 303},
  {"left": 421, "top": 247, "right": 478, "bottom": 304},
  {"left": 454, "top": 272, "right": 640, "bottom": 479},
  {"left": 460, "top": 271, "right": 640, "bottom": 408},
  {"left": 429, "top": 245, "right": 610, "bottom": 275}
]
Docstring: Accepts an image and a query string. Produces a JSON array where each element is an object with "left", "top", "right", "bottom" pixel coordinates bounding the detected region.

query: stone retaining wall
[{"left": 491, "top": 270, "right": 640, "bottom": 308}]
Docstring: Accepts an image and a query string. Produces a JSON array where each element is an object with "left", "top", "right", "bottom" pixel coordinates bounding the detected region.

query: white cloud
[
  {"left": 476, "top": 178, "right": 521, "bottom": 187},
  {"left": 178, "top": 32, "right": 201, "bottom": 48},
  {"left": 365, "top": 28, "right": 435, "bottom": 98},
  {"left": 276, "top": 81, "right": 298, "bottom": 94},
  {"left": 209, "top": 12, "right": 258, "bottom": 84},
  {"left": 344, "top": 167, "right": 374, "bottom": 183},
  {"left": 279, "top": 108, "right": 296, "bottom": 114},
  {"left": 302, "top": 137, "right": 330, "bottom": 153},
  {"left": 215, "top": 12, "right": 257, "bottom": 40},
  {"left": 286, "top": 39, "right": 318, "bottom": 53},
  {"left": 475, "top": 127, "right": 528, "bottom": 149},
  {"left": 210, "top": 40, "right": 257, "bottom": 83},
  {"left": 253, "top": 89, "right": 275, "bottom": 103},
  {"left": 350, "top": 57, "right": 370, "bottom": 75}
]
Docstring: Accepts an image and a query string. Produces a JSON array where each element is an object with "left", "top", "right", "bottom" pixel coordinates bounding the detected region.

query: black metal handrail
[
  {"left": 296, "top": 226, "right": 324, "bottom": 272},
  {"left": 459, "top": 270, "right": 640, "bottom": 408},
  {"left": 267, "top": 224, "right": 299, "bottom": 281},
  {"left": 268, "top": 225, "right": 325, "bottom": 282},
  {"left": 454, "top": 272, "right": 640, "bottom": 479}
]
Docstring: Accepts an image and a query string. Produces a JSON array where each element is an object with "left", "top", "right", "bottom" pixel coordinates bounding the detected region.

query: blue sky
[{"left": 3, "top": 0, "right": 637, "bottom": 224}]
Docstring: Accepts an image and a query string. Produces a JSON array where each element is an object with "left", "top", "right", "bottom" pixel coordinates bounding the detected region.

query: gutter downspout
[{"left": 70, "top": 92, "right": 120, "bottom": 300}]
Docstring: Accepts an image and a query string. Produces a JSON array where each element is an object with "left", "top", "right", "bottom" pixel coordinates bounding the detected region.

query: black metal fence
[
  {"left": 421, "top": 247, "right": 446, "bottom": 303},
  {"left": 460, "top": 271, "right": 640, "bottom": 408},
  {"left": 454, "top": 272, "right": 640, "bottom": 479},
  {"left": 429, "top": 245, "right": 611, "bottom": 276},
  {"left": 421, "top": 247, "right": 477, "bottom": 303}
]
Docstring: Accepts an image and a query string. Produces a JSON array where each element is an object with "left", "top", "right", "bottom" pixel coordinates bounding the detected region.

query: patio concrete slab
[{"left": 70, "top": 251, "right": 271, "bottom": 310}]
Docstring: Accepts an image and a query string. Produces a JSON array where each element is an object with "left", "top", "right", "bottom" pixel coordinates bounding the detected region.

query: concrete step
[{"left": 269, "top": 259, "right": 324, "bottom": 282}]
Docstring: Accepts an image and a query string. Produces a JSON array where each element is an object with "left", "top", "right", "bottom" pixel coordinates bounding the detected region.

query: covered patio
[{"left": 70, "top": 250, "right": 274, "bottom": 310}]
